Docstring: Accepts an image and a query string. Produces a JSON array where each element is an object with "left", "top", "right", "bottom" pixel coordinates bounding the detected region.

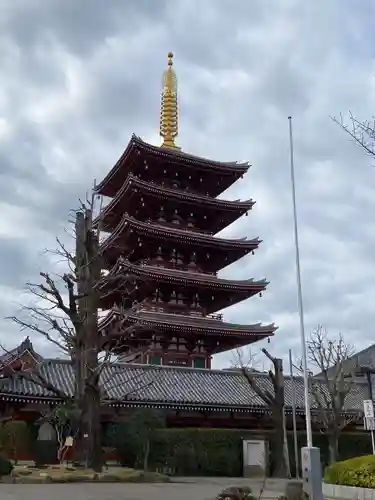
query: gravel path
[{"left": 0, "top": 477, "right": 286, "bottom": 500}]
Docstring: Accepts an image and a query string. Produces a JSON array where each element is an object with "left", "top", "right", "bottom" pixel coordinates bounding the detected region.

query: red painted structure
[{"left": 95, "top": 135, "right": 277, "bottom": 368}]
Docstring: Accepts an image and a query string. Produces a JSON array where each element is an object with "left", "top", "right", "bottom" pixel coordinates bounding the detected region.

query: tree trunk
[
  {"left": 283, "top": 409, "right": 291, "bottom": 478},
  {"left": 74, "top": 211, "right": 86, "bottom": 466},
  {"left": 272, "top": 357, "right": 288, "bottom": 478},
  {"left": 143, "top": 439, "right": 150, "bottom": 471},
  {"left": 81, "top": 382, "right": 102, "bottom": 471},
  {"left": 328, "top": 432, "right": 339, "bottom": 464},
  {"left": 73, "top": 210, "right": 103, "bottom": 471}
]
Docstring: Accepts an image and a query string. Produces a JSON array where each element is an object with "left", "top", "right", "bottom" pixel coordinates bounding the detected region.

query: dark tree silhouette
[
  {"left": 236, "top": 347, "right": 290, "bottom": 478},
  {"left": 3, "top": 194, "right": 154, "bottom": 471}
]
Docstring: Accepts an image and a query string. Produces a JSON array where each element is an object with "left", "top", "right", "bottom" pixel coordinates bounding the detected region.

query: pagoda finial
[{"left": 160, "top": 52, "right": 180, "bottom": 149}]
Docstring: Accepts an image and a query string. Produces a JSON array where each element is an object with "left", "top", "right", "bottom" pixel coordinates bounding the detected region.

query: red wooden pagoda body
[{"left": 95, "top": 53, "right": 276, "bottom": 368}]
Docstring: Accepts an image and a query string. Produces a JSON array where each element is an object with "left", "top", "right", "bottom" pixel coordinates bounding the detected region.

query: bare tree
[
  {"left": 236, "top": 347, "right": 290, "bottom": 478},
  {"left": 307, "top": 325, "right": 358, "bottom": 464},
  {"left": 333, "top": 112, "right": 375, "bottom": 160},
  {"left": 3, "top": 194, "right": 154, "bottom": 471}
]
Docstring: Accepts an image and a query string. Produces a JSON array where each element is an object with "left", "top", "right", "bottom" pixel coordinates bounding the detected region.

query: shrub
[
  {"left": 0, "top": 454, "right": 13, "bottom": 477},
  {"left": 1, "top": 420, "right": 31, "bottom": 463},
  {"left": 217, "top": 486, "right": 254, "bottom": 500},
  {"left": 324, "top": 455, "right": 375, "bottom": 488}
]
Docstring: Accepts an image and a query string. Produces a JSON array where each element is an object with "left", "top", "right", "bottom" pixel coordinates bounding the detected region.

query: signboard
[
  {"left": 64, "top": 436, "right": 73, "bottom": 447},
  {"left": 363, "top": 399, "right": 374, "bottom": 418},
  {"left": 364, "top": 417, "right": 375, "bottom": 431},
  {"left": 363, "top": 400, "right": 375, "bottom": 454}
]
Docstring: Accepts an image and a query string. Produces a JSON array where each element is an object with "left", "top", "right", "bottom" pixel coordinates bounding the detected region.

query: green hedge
[
  {"left": 104, "top": 424, "right": 374, "bottom": 477},
  {"left": 286, "top": 432, "right": 373, "bottom": 477},
  {"left": 324, "top": 455, "right": 375, "bottom": 488},
  {"left": 105, "top": 426, "right": 254, "bottom": 475},
  {"left": 149, "top": 428, "right": 251, "bottom": 476}
]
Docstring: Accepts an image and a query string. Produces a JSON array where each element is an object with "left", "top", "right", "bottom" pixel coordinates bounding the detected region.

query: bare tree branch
[
  {"left": 332, "top": 112, "right": 375, "bottom": 161},
  {"left": 306, "top": 325, "right": 359, "bottom": 463}
]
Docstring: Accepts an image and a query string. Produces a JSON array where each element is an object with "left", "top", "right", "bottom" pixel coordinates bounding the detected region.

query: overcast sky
[{"left": 1, "top": 0, "right": 375, "bottom": 370}]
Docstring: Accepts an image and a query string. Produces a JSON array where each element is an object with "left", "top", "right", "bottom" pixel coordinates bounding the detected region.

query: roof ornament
[{"left": 160, "top": 52, "right": 180, "bottom": 150}]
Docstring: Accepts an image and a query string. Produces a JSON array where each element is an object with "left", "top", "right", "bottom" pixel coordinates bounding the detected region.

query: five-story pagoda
[{"left": 96, "top": 53, "right": 277, "bottom": 368}]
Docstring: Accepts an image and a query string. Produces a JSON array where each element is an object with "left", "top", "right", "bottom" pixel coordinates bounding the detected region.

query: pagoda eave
[
  {"left": 99, "top": 215, "right": 260, "bottom": 261},
  {"left": 99, "top": 309, "right": 277, "bottom": 339},
  {"left": 95, "top": 135, "right": 250, "bottom": 198},
  {"left": 103, "top": 258, "right": 268, "bottom": 291},
  {"left": 93, "top": 174, "right": 255, "bottom": 234},
  {"left": 135, "top": 136, "right": 249, "bottom": 172},
  {"left": 98, "top": 259, "right": 268, "bottom": 311},
  {"left": 98, "top": 288, "right": 266, "bottom": 314}
]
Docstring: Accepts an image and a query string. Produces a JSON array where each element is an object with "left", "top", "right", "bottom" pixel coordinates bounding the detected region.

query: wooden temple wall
[
  {"left": 0, "top": 400, "right": 363, "bottom": 463},
  {"left": 0, "top": 400, "right": 362, "bottom": 432}
]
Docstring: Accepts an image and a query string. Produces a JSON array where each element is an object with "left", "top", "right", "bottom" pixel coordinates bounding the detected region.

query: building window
[
  {"left": 193, "top": 358, "right": 205, "bottom": 369},
  {"left": 150, "top": 355, "right": 161, "bottom": 365}
]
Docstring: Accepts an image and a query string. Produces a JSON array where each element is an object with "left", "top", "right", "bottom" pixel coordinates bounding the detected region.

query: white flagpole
[
  {"left": 289, "top": 349, "right": 300, "bottom": 477},
  {"left": 288, "top": 116, "right": 313, "bottom": 448}
]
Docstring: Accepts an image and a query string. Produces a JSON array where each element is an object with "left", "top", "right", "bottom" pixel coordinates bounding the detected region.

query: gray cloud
[{"left": 0, "top": 0, "right": 374, "bottom": 371}]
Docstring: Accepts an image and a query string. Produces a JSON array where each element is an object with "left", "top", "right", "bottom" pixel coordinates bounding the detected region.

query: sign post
[{"left": 363, "top": 399, "right": 375, "bottom": 454}]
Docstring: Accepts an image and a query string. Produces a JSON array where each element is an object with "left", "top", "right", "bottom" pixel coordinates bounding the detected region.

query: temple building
[
  {"left": 3, "top": 53, "right": 368, "bottom": 445},
  {"left": 95, "top": 52, "right": 277, "bottom": 368}
]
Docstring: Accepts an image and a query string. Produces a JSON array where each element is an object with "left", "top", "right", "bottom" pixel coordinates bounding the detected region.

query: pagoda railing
[
  {"left": 137, "top": 305, "right": 223, "bottom": 322},
  {"left": 150, "top": 260, "right": 217, "bottom": 276}
]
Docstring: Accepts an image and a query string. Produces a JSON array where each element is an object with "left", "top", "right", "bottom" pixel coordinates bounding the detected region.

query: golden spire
[{"left": 160, "top": 52, "right": 179, "bottom": 149}]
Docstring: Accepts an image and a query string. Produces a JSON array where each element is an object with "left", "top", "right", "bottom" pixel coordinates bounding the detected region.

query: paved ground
[{"left": 0, "top": 477, "right": 287, "bottom": 500}]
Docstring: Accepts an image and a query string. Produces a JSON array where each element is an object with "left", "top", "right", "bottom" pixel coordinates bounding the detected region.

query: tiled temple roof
[
  {"left": 0, "top": 337, "right": 43, "bottom": 366},
  {"left": 0, "top": 359, "right": 367, "bottom": 414}
]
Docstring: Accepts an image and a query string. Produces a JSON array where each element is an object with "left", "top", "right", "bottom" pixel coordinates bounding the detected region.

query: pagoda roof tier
[
  {"left": 98, "top": 258, "right": 268, "bottom": 313},
  {"left": 96, "top": 135, "right": 250, "bottom": 198},
  {"left": 94, "top": 174, "right": 255, "bottom": 234},
  {"left": 99, "top": 309, "right": 277, "bottom": 348},
  {"left": 100, "top": 215, "right": 260, "bottom": 272}
]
